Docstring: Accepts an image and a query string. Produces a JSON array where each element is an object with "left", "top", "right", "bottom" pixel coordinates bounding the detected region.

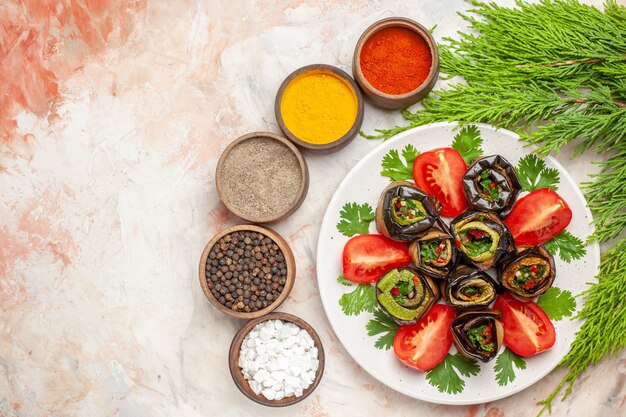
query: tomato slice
[
  {"left": 504, "top": 188, "right": 572, "bottom": 247},
  {"left": 413, "top": 147, "right": 468, "bottom": 217},
  {"left": 342, "top": 234, "right": 410, "bottom": 284},
  {"left": 393, "top": 304, "right": 456, "bottom": 371},
  {"left": 493, "top": 293, "right": 556, "bottom": 357}
]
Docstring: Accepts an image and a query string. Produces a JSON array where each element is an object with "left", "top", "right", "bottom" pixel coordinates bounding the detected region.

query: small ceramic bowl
[
  {"left": 275, "top": 64, "right": 364, "bottom": 153},
  {"left": 215, "top": 132, "right": 309, "bottom": 223},
  {"left": 199, "top": 224, "right": 296, "bottom": 319},
  {"left": 229, "top": 312, "right": 325, "bottom": 406},
  {"left": 353, "top": 17, "right": 440, "bottom": 109}
]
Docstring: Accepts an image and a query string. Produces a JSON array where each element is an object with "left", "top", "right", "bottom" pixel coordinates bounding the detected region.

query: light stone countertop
[{"left": 1, "top": 1, "right": 625, "bottom": 416}]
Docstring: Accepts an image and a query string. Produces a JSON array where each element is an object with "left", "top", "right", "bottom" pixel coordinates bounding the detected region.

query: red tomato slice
[
  {"left": 493, "top": 293, "right": 556, "bottom": 357},
  {"left": 504, "top": 188, "right": 572, "bottom": 246},
  {"left": 393, "top": 304, "right": 456, "bottom": 371},
  {"left": 413, "top": 147, "right": 468, "bottom": 217},
  {"left": 342, "top": 234, "right": 410, "bottom": 284}
]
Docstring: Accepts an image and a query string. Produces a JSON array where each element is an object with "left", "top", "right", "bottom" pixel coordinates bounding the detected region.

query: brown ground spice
[{"left": 220, "top": 137, "right": 302, "bottom": 220}]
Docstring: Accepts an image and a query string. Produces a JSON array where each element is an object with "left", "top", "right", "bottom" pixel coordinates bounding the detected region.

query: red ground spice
[{"left": 360, "top": 27, "right": 432, "bottom": 95}]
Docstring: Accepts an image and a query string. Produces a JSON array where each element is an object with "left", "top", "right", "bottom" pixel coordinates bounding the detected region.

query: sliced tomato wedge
[
  {"left": 342, "top": 234, "right": 410, "bottom": 284},
  {"left": 413, "top": 147, "right": 468, "bottom": 217},
  {"left": 493, "top": 293, "right": 556, "bottom": 357},
  {"left": 393, "top": 304, "right": 456, "bottom": 371},
  {"left": 504, "top": 188, "right": 572, "bottom": 246}
]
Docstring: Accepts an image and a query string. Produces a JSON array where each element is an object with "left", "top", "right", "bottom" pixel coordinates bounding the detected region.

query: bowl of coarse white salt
[{"left": 228, "top": 312, "right": 325, "bottom": 406}]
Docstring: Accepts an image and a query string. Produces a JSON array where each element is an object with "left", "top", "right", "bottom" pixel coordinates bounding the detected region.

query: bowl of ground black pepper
[
  {"left": 353, "top": 17, "right": 440, "bottom": 109},
  {"left": 216, "top": 132, "right": 309, "bottom": 223},
  {"left": 199, "top": 224, "right": 296, "bottom": 319}
]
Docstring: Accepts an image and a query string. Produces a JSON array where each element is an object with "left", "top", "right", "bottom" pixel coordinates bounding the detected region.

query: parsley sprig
[
  {"left": 426, "top": 353, "right": 480, "bottom": 394},
  {"left": 337, "top": 276, "right": 377, "bottom": 316},
  {"left": 380, "top": 144, "right": 419, "bottom": 181},
  {"left": 336, "top": 202, "right": 374, "bottom": 237},
  {"left": 494, "top": 347, "right": 527, "bottom": 386},
  {"left": 366, "top": 309, "right": 400, "bottom": 350},
  {"left": 544, "top": 231, "right": 587, "bottom": 263},
  {"left": 516, "top": 154, "right": 560, "bottom": 192},
  {"left": 537, "top": 287, "right": 576, "bottom": 321},
  {"left": 451, "top": 125, "right": 483, "bottom": 165}
]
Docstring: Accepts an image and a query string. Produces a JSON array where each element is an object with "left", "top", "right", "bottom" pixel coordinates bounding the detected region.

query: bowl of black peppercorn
[{"left": 199, "top": 224, "right": 296, "bottom": 319}]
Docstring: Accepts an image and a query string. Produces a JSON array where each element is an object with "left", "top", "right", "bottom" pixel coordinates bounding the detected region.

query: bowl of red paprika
[{"left": 353, "top": 17, "right": 439, "bottom": 110}]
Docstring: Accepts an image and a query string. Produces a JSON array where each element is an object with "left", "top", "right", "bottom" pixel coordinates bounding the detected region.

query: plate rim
[{"left": 315, "top": 121, "right": 600, "bottom": 405}]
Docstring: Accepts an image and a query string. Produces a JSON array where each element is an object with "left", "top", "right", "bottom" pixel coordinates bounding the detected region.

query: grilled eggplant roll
[
  {"left": 450, "top": 211, "right": 515, "bottom": 270},
  {"left": 451, "top": 309, "right": 504, "bottom": 362},
  {"left": 409, "top": 220, "right": 458, "bottom": 279},
  {"left": 376, "top": 267, "right": 439, "bottom": 325},
  {"left": 442, "top": 265, "right": 498, "bottom": 308},
  {"left": 376, "top": 181, "right": 442, "bottom": 242},
  {"left": 462, "top": 155, "right": 521, "bottom": 218},
  {"left": 499, "top": 245, "right": 556, "bottom": 301}
]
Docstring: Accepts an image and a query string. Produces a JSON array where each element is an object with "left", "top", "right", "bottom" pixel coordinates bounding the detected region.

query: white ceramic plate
[{"left": 316, "top": 122, "right": 600, "bottom": 405}]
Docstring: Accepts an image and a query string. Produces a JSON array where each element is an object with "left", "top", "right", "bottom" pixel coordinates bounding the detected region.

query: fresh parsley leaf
[
  {"left": 366, "top": 309, "right": 400, "bottom": 350},
  {"left": 516, "top": 154, "right": 560, "bottom": 192},
  {"left": 494, "top": 347, "right": 526, "bottom": 386},
  {"left": 337, "top": 275, "right": 354, "bottom": 286},
  {"left": 537, "top": 287, "right": 576, "bottom": 321},
  {"left": 451, "top": 125, "right": 483, "bottom": 165},
  {"left": 543, "top": 231, "right": 587, "bottom": 263},
  {"left": 380, "top": 144, "right": 419, "bottom": 181},
  {"left": 426, "top": 354, "right": 480, "bottom": 394},
  {"left": 463, "top": 237, "right": 492, "bottom": 257},
  {"left": 336, "top": 202, "right": 374, "bottom": 237},
  {"left": 339, "top": 284, "right": 377, "bottom": 316}
]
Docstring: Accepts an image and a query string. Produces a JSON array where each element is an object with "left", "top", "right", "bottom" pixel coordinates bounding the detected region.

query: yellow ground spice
[{"left": 280, "top": 70, "right": 358, "bottom": 145}]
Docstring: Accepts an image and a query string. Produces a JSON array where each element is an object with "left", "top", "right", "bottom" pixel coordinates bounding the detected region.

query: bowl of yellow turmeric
[{"left": 275, "top": 64, "right": 364, "bottom": 153}]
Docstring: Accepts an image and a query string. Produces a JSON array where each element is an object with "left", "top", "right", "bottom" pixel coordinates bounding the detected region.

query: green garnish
[
  {"left": 517, "top": 154, "right": 560, "bottom": 193},
  {"left": 420, "top": 241, "right": 439, "bottom": 263},
  {"left": 461, "top": 234, "right": 493, "bottom": 258},
  {"left": 451, "top": 125, "right": 484, "bottom": 165},
  {"left": 426, "top": 353, "right": 481, "bottom": 394},
  {"left": 537, "top": 287, "right": 576, "bottom": 321},
  {"left": 338, "top": 282, "right": 377, "bottom": 316},
  {"left": 391, "top": 197, "right": 426, "bottom": 225},
  {"left": 544, "top": 231, "right": 587, "bottom": 263},
  {"left": 494, "top": 348, "right": 527, "bottom": 386},
  {"left": 515, "top": 264, "right": 548, "bottom": 292},
  {"left": 461, "top": 286, "right": 482, "bottom": 297},
  {"left": 336, "top": 202, "right": 374, "bottom": 237},
  {"left": 380, "top": 144, "right": 420, "bottom": 181},
  {"left": 466, "top": 325, "right": 494, "bottom": 352},
  {"left": 366, "top": 308, "right": 400, "bottom": 350},
  {"left": 478, "top": 170, "right": 502, "bottom": 201}
]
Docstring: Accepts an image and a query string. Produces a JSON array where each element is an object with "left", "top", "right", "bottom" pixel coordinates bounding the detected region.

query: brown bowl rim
[
  {"left": 228, "top": 312, "right": 325, "bottom": 407},
  {"left": 215, "top": 131, "right": 309, "bottom": 223},
  {"left": 352, "top": 17, "right": 440, "bottom": 108},
  {"left": 199, "top": 224, "right": 296, "bottom": 319},
  {"left": 274, "top": 64, "right": 364, "bottom": 152}
]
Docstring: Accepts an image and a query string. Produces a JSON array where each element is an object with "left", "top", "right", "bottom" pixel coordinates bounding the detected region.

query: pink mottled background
[{"left": 1, "top": 1, "right": 624, "bottom": 416}]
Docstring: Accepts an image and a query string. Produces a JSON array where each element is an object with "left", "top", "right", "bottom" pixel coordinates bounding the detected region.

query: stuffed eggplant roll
[
  {"left": 442, "top": 265, "right": 498, "bottom": 308},
  {"left": 376, "top": 267, "right": 439, "bottom": 325},
  {"left": 409, "top": 220, "right": 457, "bottom": 280},
  {"left": 499, "top": 245, "right": 556, "bottom": 300},
  {"left": 451, "top": 309, "right": 504, "bottom": 362},
  {"left": 450, "top": 211, "right": 515, "bottom": 270},
  {"left": 462, "top": 155, "right": 521, "bottom": 218},
  {"left": 376, "top": 181, "right": 441, "bottom": 242}
]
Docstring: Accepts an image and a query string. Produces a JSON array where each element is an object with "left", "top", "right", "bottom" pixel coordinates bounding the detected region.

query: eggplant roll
[
  {"left": 376, "top": 181, "right": 442, "bottom": 242},
  {"left": 451, "top": 309, "right": 504, "bottom": 362},
  {"left": 499, "top": 245, "right": 556, "bottom": 300},
  {"left": 442, "top": 265, "right": 498, "bottom": 308},
  {"left": 376, "top": 267, "right": 439, "bottom": 325},
  {"left": 450, "top": 211, "right": 515, "bottom": 270},
  {"left": 462, "top": 155, "right": 521, "bottom": 218},
  {"left": 409, "top": 220, "right": 458, "bottom": 279}
]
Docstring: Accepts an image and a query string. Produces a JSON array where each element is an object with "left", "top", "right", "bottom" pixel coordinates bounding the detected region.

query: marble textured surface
[{"left": 1, "top": 1, "right": 625, "bottom": 416}]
